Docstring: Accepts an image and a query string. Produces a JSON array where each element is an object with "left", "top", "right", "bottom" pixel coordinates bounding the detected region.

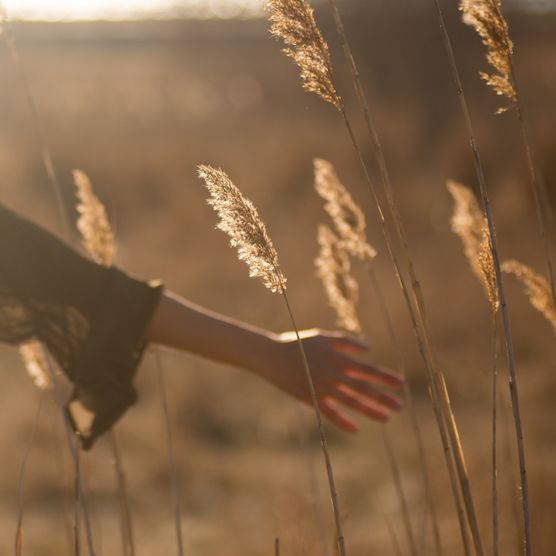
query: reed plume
[
  {"left": 19, "top": 341, "right": 51, "bottom": 390},
  {"left": 447, "top": 180, "right": 499, "bottom": 313},
  {"left": 315, "top": 225, "right": 361, "bottom": 335},
  {"left": 314, "top": 159, "right": 376, "bottom": 263},
  {"left": 74, "top": 169, "right": 116, "bottom": 266},
  {"left": 267, "top": 0, "right": 341, "bottom": 110},
  {"left": 460, "top": 0, "right": 516, "bottom": 113},
  {"left": 503, "top": 260, "right": 556, "bottom": 334},
  {"left": 198, "top": 165, "right": 286, "bottom": 293}
]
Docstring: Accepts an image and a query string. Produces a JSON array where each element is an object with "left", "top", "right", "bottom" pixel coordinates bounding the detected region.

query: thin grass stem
[
  {"left": 155, "top": 351, "right": 185, "bottom": 556},
  {"left": 381, "top": 426, "right": 418, "bottom": 556},
  {"left": 491, "top": 312, "right": 499, "bottom": 556},
  {"left": 428, "top": 387, "right": 472, "bottom": 556},
  {"left": 41, "top": 349, "right": 96, "bottom": 556},
  {"left": 15, "top": 391, "right": 44, "bottom": 556},
  {"left": 278, "top": 282, "right": 346, "bottom": 556},
  {"left": 0, "top": 15, "right": 69, "bottom": 237},
  {"left": 108, "top": 431, "right": 135, "bottom": 556},
  {"left": 368, "top": 264, "right": 442, "bottom": 556},
  {"left": 384, "top": 514, "right": 404, "bottom": 556}
]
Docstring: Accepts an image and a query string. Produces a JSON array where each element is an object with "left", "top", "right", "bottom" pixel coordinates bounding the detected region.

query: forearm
[{"left": 146, "top": 289, "right": 277, "bottom": 374}]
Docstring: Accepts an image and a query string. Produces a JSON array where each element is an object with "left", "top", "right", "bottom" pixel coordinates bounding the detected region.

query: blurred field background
[{"left": 0, "top": 1, "right": 555, "bottom": 554}]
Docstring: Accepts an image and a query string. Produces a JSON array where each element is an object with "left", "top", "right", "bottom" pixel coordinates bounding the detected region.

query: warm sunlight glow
[{"left": 3, "top": 0, "right": 265, "bottom": 20}]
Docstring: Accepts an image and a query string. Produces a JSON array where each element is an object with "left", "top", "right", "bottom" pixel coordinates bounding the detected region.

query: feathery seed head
[
  {"left": 73, "top": 169, "right": 116, "bottom": 267},
  {"left": 198, "top": 165, "right": 286, "bottom": 293},
  {"left": 267, "top": 0, "right": 341, "bottom": 110},
  {"left": 447, "top": 180, "right": 499, "bottom": 312},
  {"left": 460, "top": 0, "right": 516, "bottom": 113},
  {"left": 502, "top": 260, "right": 556, "bottom": 334},
  {"left": 314, "top": 158, "right": 376, "bottom": 263},
  {"left": 315, "top": 224, "right": 361, "bottom": 334},
  {"left": 20, "top": 341, "right": 51, "bottom": 390}
]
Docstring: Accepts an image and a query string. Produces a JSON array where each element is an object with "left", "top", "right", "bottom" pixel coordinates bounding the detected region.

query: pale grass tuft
[
  {"left": 315, "top": 224, "right": 361, "bottom": 334},
  {"left": 460, "top": 0, "right": 516, "bottom": 113},
  {"left": 73, "top": 169, "right": 116, "bottom": 266},
  {"left": 198, "top": 165, "right": 286, "bottom": 293},
  {"left": 502, "top": 260, "right": 556, "bottom": 334},
  {"left": 19, "top": 340, "right": 50, "bottom": 390},
  {"left": 267, "top": 0, "right": 341, "bottom": 110},
  {"left": 314, "top": 158, "right": 376, "bottom": 263},
  {"left": 447, "top": 180, "right": 499, "bottom": 312}
]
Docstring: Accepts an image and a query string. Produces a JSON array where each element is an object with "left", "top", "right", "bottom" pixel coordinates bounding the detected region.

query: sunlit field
[{"left": 0, "top": 2, "right": 555, "bottom": 555}]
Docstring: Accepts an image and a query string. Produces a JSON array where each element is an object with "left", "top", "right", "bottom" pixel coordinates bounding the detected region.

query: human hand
[{"left": 258, "top": 328, "right": 405, "bottom": 432}]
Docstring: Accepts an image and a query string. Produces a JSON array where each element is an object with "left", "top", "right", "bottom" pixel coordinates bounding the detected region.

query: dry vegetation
[{"left": 1, "top": 3, "right": 556, "bottom": 556}]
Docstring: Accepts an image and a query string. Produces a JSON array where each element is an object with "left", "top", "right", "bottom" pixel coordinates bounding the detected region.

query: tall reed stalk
[
  {"left": 268, "top": 2, "right": 482, "bottom": 553},
  {"left": 367, "top": 265, "right": 441, "bottom": 556},
  {"left": 155, "top": 353, "right": 185, "bottom": 556},
  {"left": 42, "top": 347, "right": 97, "bottom": 555},
  {"left": 198, "top": 164, "right": 347, "bottom": 556},
  {"left": 15, "top": 392, "right": 44, "bottom": 556},
  {"left": 431, "top": 2, "right": 531, "bottom": 553},
  {"left": 447, "top": 180, "right": 500, "bottom": 556}
]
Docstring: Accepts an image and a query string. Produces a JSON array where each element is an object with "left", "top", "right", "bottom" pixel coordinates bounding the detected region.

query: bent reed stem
[
  {"left": 15, "top": 391, "right": 45, "bottom": 556},
  {"left": 491, "top": 312, "right": 499, "bottom": 556},
  {"left": 278, "top": 281, "right": 346, "bottom": 556},
  {"left": 155, "top": 351, "right": 185, "bottom": 556},
  {"left": 108, "top": 431, "right": 136, "bottom": 556},
  {"left": 431, "top": 2, "right": 531, "bottom": 553},
  {"left": 367, "top": 264, "right": 442, "bottom": 556},
  {"left": 314, "top": 2, "right": 482, "bottom": 553}
]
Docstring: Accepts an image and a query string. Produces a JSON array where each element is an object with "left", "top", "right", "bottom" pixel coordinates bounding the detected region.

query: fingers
[
  {"left": 340, "top": 356, "right": 404, "bottom": 388},
  {"left": 333, "top": 387, "right": 391, "bottom": 423},
  {"left": 320, "top": 397, "right": 360, "bottom": 433},
  {"left": 340, "top": 376, "right": 404, "bottom": 411},
  {"left": 326, "top": 332, "right": 369, "bottom": 354}
]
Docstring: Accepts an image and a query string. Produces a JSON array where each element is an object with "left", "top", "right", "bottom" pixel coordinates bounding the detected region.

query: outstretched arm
[{"left": 147, "top": 290, "right": 404, "bottom": 432}]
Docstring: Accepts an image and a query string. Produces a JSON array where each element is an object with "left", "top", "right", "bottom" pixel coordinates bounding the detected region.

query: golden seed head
[
  {"left": 503, "top": 260, "right": 556, "bottom": 334},
  {"left": 198, "top": 165, "right": 286, "bottom": 293},
  {"left": 19, "top": 340, "right": 51, "bottom": 390},
  {"left": 314, "top": 158, "right": 376, "bottom": 263},
  {"left": 267, "top": 0, "right": 341, "bottom": 110},
  {"left": 315, "top": 224, "right": 361, "bottom": 335},
  {"left": 460, "top": 0, "right": 517, "bottom": 113},
  {"left": 447, "top": 180, "right": 499, "bottom": 312},
  {"left": 73, "top": 169, "right": 116, "bottom": 267}
]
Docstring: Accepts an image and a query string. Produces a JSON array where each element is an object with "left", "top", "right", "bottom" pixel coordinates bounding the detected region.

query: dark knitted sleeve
[{"left": 0, "top": 204, "right": 163, "bottom": 449}]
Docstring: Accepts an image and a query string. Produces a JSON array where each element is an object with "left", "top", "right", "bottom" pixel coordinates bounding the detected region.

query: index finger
[{"left": 327, "top": 333, "right": 370, "bottom": 354}]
